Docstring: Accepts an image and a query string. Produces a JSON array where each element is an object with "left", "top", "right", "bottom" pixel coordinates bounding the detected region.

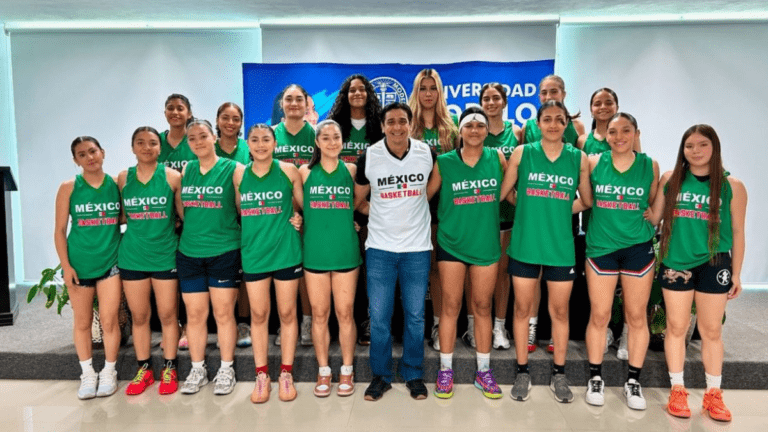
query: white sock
[
  {"left": 191, "top": 361, "right": 205, "bottom": 370},
  {"left": 79, "top": 358, "right": 95, "bottom": 375},
  {"left": 669, "top": 371, "right": 684, "bottom": 387},
  {"left": 340, "top": 365, "right": 353, "bottom": 375},
  {"left": 705, "top": 373, "right": 721, "bottom": 391},
  {"left": 102, "top": 360, "right": 116, "bottom": 372},
  {"left": 433, "top": 316, "right": 440, "bottom": 326},
  {"left": 220, "top": 360, "right": 233, "bottom": 370},
  {"left": 477, "top": 352, "right": 491, "bottom": 372},
  {"left": 303, "top": 315, "right": 312, "bottom": 324},
  {"left": 529, "top": 316, "right": 538, "bottom": 325},
  {"left": 467, "top": 315, "right": 475, "bottom": 328},
  {"left": 494, "top": 317, "right": 505, "bottom": 328},
  {"left": 440, "top": 353, "right": 453, "bottom": 370},
  {"left": 318, "top": 366, "right": 332, "bottom": 376}
]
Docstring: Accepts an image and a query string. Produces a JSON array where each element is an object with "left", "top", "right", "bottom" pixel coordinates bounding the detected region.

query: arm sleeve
[{"left": 355, "top": 151, "right": 369, "bottom": 185}]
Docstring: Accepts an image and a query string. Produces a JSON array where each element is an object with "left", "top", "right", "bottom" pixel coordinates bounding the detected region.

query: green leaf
[
  {"left": 57, "top": 294, "right": 66, "bottom": 315},
  {"left": 27, "top": 285, "right": 38, "bottom": 303},
  {"left": 45, "top": 286, "right": 56, "bottom": 308}
]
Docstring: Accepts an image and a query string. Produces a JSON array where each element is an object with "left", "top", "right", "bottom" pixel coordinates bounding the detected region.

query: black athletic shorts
[
  {"left": 658, "top": 253, "right": 733, "bottom": 294},
  {"left": 244, "top": 263, "right": 304, "bottom": 282},
  {"left": 78, "top": 265, "right": 120, "bottom": 288},
  {"left": 177, "top": 249, "right": 242, "bottom": 293},
  {"left": 587, "top": 240, "right": 655, "bottom": 277},
  {"left": 508, "top": 257, "right": 576, "bottom": 282},
  {"left": 119, "top": 268, "right": 178, "bottom": 281}
]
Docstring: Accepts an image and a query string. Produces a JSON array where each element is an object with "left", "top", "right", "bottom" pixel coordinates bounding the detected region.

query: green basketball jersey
[
  {"left": 484, "top": 121, "right": 519, "bottom": 223},
  {"left": 523, "top": 119, "right": 579, "bottom": 146},
  {"left": 216, "top": 138, "right": 251, "bottom": 164},
  {"left": 118, "top": 165, "right": 178, "bottom": 271},
  {"left": 303, "top": 162, "right": 361, "bottom": 270},
  {"left": 274, "top": 121, "right": 315, "bottom": 167},
  {"left": 179, "top": 158, "right": 240, "bottom": 258},
  {"left": 239, "top": 161, "right": 302, "bottom": 273},
  {"left": 583, "top": 132, "right": 611, "bottom": 156},
  {"left": 437, "top": 148, "right": 502, "bottom": 265},
  {"left": 67, "top": 174, "right": 121, "bottom": 279},
  {"left": 663, "top": 171, "right": 733, "bottom": 269},
  {"left": 341, "top": 125, "right": 369, "bottom": 163},
  {"left": 586, "top": 152, "right": 655, "bottom": 258},
  {"left": 509, "top": 142, "right": 581, "bottom": 266},
  {"left": 159, "top": 131, "right": 196, "bottom": 172}
]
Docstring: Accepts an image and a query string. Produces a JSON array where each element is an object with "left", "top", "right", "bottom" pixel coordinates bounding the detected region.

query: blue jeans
[{"left": 366, "top": 248, "right": 431, "bottom": 382}]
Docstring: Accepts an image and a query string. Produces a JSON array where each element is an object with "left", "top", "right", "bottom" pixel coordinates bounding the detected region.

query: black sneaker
[
  {"left": 406, "top": 378, "right": 428, "bottom": 400},
  {"left": 358, "top": 319, "right": 371, "bottom": 346},
  {"left": 364, "top": 376, "right": 391, "bottom": 401}
]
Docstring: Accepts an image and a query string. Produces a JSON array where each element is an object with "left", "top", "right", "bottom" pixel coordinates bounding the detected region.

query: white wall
[
  {"left": 1, "top": 33, "right": 21, "bottom": 286},
  {"left": 261, "top": 24, "right": 556, "bottom": 63},
  {"left": 558, "top": 22, "right": 768, "bottom": 283},
  {"left": 10, "top": 30, "right": 262, "bottom": 281}
]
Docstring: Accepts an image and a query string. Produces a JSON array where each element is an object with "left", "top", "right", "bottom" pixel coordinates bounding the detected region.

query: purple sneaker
[
  {"left": 475, "top": 369, "right": 502, "bottom": 399},
  {"left": 434, "top": 369, "right": 454, "bottom": 399}
]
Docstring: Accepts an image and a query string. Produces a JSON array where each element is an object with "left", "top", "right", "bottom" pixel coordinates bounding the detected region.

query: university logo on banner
[{"left": 242, "top": 61, "right": 554, "bottom": 128}]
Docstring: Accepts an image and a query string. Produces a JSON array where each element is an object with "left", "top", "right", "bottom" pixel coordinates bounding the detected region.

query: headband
[{"left": 459, "top": 113, "right": 488, "bottom": 130}]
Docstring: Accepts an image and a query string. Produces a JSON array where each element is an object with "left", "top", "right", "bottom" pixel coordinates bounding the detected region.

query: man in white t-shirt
[{"left": 354, "top": 102, "right": 436, "bottom": 401}]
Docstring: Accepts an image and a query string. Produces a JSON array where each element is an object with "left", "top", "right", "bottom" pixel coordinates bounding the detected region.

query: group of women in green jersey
[{"left": 56, "top": 71, "right": 746, "bottom": 423}]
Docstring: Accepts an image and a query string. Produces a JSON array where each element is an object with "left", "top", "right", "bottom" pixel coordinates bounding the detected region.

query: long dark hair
[
  {"left": 70, "top": 136, "right": 102, "bottom": 157},
  {"left": 589, "top": 88, "right": 618, "bottom": 131},
  {"left": 457, "top": 107, "right": 488, "bottom": 151},
  {"left": 307, "top": 120, "right": 342, "bottom": 170},
  {"left": 659, "top": 124, "right": 725, "bottom": 263},
  {"left": 327, "top": 74, "right": 383, "bottom": 144}
]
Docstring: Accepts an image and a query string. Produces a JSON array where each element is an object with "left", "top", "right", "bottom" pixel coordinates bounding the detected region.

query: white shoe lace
[
  {"left": 80, "top": 373, "right": 98, "bottom": 389},
  {"left": 214, "top": 368, "right": 235, "bottom": 389},
  {"left": 186, "top": 367, "right": 205, "bottom": 386},
  {"left": 528, "top": 323, "right": 537, "bottom": 345}
]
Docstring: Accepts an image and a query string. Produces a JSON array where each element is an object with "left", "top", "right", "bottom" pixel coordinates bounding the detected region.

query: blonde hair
[{"left": 408, "top": 69, "right": 458, "bottom": 151}]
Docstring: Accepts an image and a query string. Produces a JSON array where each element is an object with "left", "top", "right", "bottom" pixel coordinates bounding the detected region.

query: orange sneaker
[
  {"left": 666, "top": 385, "right": 691, "bottom": 418},
  {"left": 158, "top": 366, "right": 178, "bottom": 395},
  {"left": 702, "top": 388, "right": 732, "bottom": 422},
  {"left": 314, "top": 374, "right": 332, "bottom": 398},
  {"left": 278, "top": 371, "right": 297, "bottom": 402},
  {"left": 338, "top": 372, "right": 355, "bottom": 397},
  {"left": 125, "top": 366, "right": 154, "bottom": 395},
  {"left": 250, "top": 371, "right": 271, "bottom": 404}
]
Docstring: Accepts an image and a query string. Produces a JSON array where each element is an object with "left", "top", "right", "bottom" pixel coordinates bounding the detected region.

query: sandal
[
  {"left": 314, "top": 374, "right": 332, "bottom": 398},
  {"left": 337, "top": 372, "right": 355, "bottom": 397}
]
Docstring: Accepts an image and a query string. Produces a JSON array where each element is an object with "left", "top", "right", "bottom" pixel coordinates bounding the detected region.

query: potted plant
[{"left": 27, "top": 264, "right": 131, "bottom": 347}]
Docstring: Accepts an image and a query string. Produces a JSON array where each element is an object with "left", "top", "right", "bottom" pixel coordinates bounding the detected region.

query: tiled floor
[{"left": 1, "top": 380, "right": 766, "bottom": 431}]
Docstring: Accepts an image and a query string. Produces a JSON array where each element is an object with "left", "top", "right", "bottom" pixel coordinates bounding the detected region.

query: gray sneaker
[
  {"left": 180, "top": 366, "right": 209, "bottom": 394},
  {"left": 510, "top": 373, "right": 531, "bottom": 401},
  {"left": 300, "top": 318, "right": 313, "bottom": 346},
  {"left": 430, "top": 323, "right": 440, "bottom": 351},
  {"left": 212, "top": 367, "right": 236, "bottom": 395},
  {"left": 550, "top": 374, "right": 573, "bottom": 403}
]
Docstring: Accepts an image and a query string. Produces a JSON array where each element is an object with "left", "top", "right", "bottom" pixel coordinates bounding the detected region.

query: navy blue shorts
[
  {"left": 119, "top": 268, "right": 178, "bottom": 281},
  {"left": 177, "top": 249, "right": 242, "bottom": 293},
  {"left": 435, "top": 243, "right": 470, "bottom": 266},
  {"left": 658, "top": 253, "right": 732, "bottom": 294},
  {"left": 78, "top": 265, "right": 120, "bottom": 288},
  {"left": 587, "top": 240, "right": 655, "bottom": 277},
  {"left": 244, "top": 263, "right": 303, "bottom": 282},
  {"left": 508, "top": 257, "right": 576, "bottom": 282}
]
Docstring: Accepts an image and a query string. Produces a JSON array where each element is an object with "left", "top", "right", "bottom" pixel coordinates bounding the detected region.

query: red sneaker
[
  {"left": 666, "top": 385, "right": 691, "bottom": 418},
  {"left": 702, "top": 388, "right": 732, "bottom": 422},
  {"left": 125, "top": 366, "right": 154, "bottom": 396},
  {"left": 158, "top": 367, "right": 179, "bottom": 395}
]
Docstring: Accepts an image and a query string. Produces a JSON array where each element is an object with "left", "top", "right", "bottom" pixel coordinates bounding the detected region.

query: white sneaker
[
  {"left": 96, "top": 369, "right": 118, "bottom": 397},
  {"left": 78, "top": 371, "right": 98, "bottom": 400},
  {"left": 237, "top": 323, "right": 252, "bottom": 348},
  {"left": 430, "top": 323, "right": 440, "bottom": 351},
  {"left": 624, "top": 379, "right": 647, "bottom": 410},
  {"left": 605, "top": 330, "right": 614, "bottom": 355},
  {"left": 300, "top": 319, "right": 313, "bottom": 346},
  {"left": 180, "top": 366, "right": 209, "bottom": 394},
  {"left": 617, "top": 325, "right": 629, "bottom": 360},
  {"left": 275, "top": 328, "right": 281, "bottom": 346},
  {"left": 461, "top": 327, "right": 476, "bottom": 348},
  {"left": 492, "top": 324, "right": 511, "bottom": 350},
  {"left": 585, "top": 376, "right": 605, "bottom": 406},
  {"left": 527, "top": 321, "right": 537, "bottom": 352},
  {"left": 212, "top": 367, "right": 237, "bottom": 395}
]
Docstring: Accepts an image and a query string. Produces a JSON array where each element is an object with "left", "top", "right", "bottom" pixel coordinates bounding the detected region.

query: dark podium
[{"left": 1, "top": 166, "right": 18, "bottom": 326}]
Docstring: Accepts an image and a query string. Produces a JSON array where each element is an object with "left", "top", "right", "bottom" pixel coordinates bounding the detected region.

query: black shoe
[
  {"left": 358, "top": 319, "right": 371, "bottom": 346},
  {"left": 364, "top": 376, "right": 391, "bottom": 401},
  {"left": 406, "top": 378, "right": 428, "bottom": 400}
]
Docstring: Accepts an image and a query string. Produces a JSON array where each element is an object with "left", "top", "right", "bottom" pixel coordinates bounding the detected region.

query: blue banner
[{"left": 242, "top": 60, "right": 554, "bottom": 129}]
